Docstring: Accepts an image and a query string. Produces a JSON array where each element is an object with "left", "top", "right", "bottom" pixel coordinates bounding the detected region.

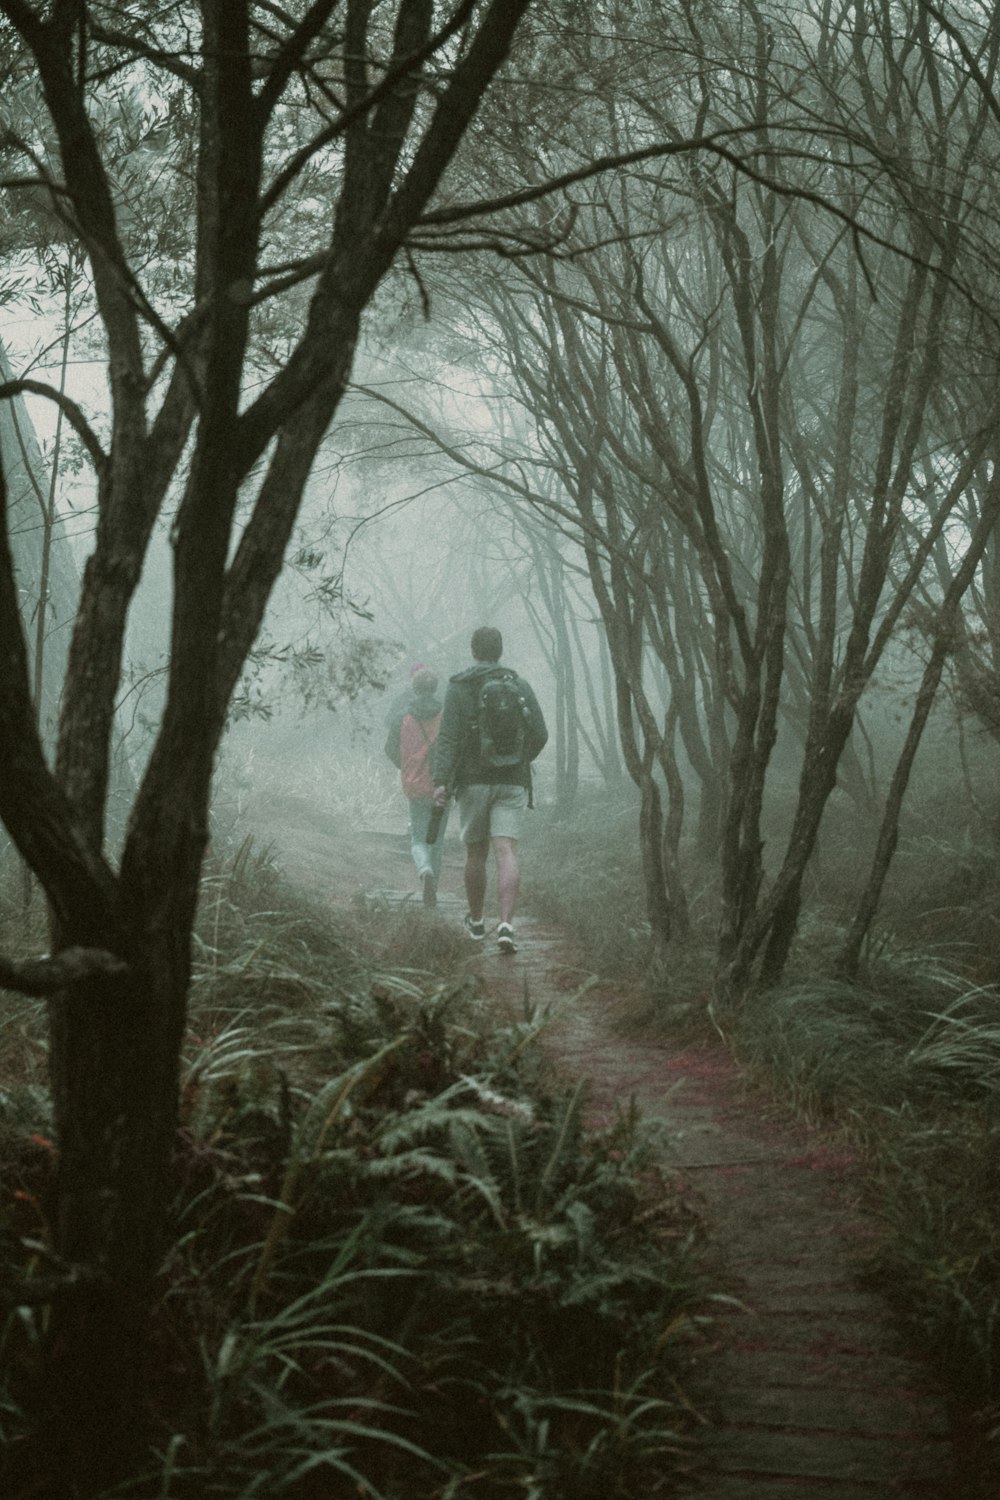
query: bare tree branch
[
  {"left": 257, "top": 0, "right": 480, "bottom": 218},
  {"left": 253, "top": 0, "right": 342, "bottom": 118},
  {"left": 0, "top": 458, "right": 121, "bottom": 941},
  {"left": 0, "top": 379, "right": 108, "bottom": 478},
  {"left": 86, "top": 24, "right": 201, "bottom": 86},
  {"left": 0, "top": 946, "right": 129, "bottom": 997},
  {"left": 414, "top": 125, "right": 999, "bottom": 326}
]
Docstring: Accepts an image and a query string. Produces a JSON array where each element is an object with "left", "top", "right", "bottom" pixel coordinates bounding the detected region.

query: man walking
[{"left": 432, "top": 626, "right": 547, "bottom": 954}]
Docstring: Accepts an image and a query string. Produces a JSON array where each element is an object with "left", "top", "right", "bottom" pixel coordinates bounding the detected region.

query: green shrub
[{"left": 0, "top": 838, "right": 708, "bottom": 1499}]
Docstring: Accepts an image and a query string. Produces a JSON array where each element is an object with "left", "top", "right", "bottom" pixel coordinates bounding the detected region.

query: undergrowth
[
  {"left": 0, "top": 837, "right": 708, "bottom": 1499},
  {"left": 530, "top": 791, "right": 716, "bottom": 1031},
  {"left": 529, "top": 790, "right": 717, "bottom": 1011},
  {"left": 531, "top": 793, "right": 1000, "bottom": 1491},
  {"left": 529, "top": 791, "right": 650, "bottom": 982}
]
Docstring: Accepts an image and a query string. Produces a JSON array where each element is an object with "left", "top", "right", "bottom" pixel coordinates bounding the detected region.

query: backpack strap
[{"left": 407, "top": 711, "right": 439, "bottom": 743}]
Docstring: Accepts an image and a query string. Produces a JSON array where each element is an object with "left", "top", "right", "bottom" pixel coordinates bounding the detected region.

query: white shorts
[{"left": 458, "top": 783, "right": 528, "bottom": 844}]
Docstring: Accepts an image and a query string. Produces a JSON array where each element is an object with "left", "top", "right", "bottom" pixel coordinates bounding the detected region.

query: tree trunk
[
  {"left": 551, "top": 589, "right": 580, "bottom": 813},
  {"left": 41, "top": 924, "right": 192, "bottom": 1492},
  {"left": 638, "top": 760, "right": 672, "bottom": 963},
  {"left": 838, "top": 487, "right": 1000, "bottom": 976},
  {"left": 694, "top": 766, "right": 724, "bottom": 856},
  {"left": 595, "top": 617, "right": 625, "bottom": 785},
  {"left": 836, "top": 691, "right": 937, "bottom": 982},
  {"left": 658, "top": 704, "right": 691, "bottom": 942},
  {"left": 0, "top": 6, "right": 536, "bottom": 1494},
  {"left": 752, "top": 704, "right": 852, "bottom": 989}
]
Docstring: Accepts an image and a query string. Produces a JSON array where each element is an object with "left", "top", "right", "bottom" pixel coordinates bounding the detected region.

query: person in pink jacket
[{"left": 385, "top": 665, "right": 449, "bottom": 905}]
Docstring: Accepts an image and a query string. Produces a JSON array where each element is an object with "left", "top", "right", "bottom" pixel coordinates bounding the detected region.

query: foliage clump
[
  {"left": 530, "top": 791, "right": 662, "bottom": 978},
  {"left": 0, "top": 846, "right": 707, "bottom": 1499},
  {"left": 529, "top": 791, "right": 716, "bottom": 1029}
]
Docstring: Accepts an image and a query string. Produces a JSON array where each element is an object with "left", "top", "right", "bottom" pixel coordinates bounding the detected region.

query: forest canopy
[{"left": 2, "top": 2, "right": 1000, "bottom": 1496}]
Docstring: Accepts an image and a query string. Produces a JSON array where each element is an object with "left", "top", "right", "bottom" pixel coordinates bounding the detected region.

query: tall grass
[
  {"left": 529, "top": 790, "right": 650, "bottom": 979},
  {"left": 529, "top": 790, "right": 717, "bottom": 1028},
  {"left": 0, "top": 833, "right": 709, "bottom": 1498}
]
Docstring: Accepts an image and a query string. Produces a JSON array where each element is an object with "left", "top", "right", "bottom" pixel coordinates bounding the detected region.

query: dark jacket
[
  {"left": 384, "top": 689, "right": 443, "bottom": 769},
  {"left": 433, "top": 662, "right": 547, "bottom": 792}
]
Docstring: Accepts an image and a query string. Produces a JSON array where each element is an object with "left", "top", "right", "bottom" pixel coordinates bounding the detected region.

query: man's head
[
  {"left": 470, "top": 625, "right": 502, "bottom": 663},
  {"left": 411, "top": 667, "right": 438, "bottom": 695}
]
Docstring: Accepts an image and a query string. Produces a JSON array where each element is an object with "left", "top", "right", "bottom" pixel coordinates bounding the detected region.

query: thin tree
[{"left": 0, "top": 3, "right": 532, "bottom": 1491}]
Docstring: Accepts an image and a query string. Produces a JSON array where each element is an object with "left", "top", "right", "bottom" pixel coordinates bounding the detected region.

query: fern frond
[{"left": 534, "top": 1077, "right": 588, "bottom": 1214}]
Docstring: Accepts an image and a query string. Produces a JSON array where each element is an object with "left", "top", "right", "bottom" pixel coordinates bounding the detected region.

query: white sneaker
[
  {"left": 497, "top": 923, "right": 517, "bottom": 955},
  {"left": 463, "top": 913, "right": 486, "bottom": 940}
]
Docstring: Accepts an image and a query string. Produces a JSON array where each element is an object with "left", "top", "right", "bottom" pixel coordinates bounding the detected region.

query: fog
[
  {"left": 6, "top": 7, "right": 1000, "bottom": 1494},
  {"left": 3, "top": 0, "right": 1000, "bottom": 1163},
  {"left": 6, "top": 258, "right": 1000, "bottom": 971}
]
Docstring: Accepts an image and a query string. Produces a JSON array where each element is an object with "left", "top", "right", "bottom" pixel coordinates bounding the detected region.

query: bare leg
[
  {"left": 492, "top": 836, "right": 520, "bottom": 926},
  {"left": 464, "top": 840, "right": 489, "bottom": 921}
]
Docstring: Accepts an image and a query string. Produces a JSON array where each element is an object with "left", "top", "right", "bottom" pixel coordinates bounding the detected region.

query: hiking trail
[{"left": 252, "top": 802, "right": 955, "bottom": 1498}]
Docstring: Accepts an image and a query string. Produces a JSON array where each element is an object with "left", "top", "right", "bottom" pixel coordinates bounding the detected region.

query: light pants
[{"left": 408, "top": 795, "right": 448, "bottom": 883}]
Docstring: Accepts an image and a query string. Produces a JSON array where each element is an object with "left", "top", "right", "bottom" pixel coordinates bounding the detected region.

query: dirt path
[
  {"left": 534, "top": 995, "right": 952, "bottom": 1498},
  {"left": 256, "top": 808, "right": 956, "bottom": 1498}
]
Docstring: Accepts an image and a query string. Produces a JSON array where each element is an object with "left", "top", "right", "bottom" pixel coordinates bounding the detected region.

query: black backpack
[{"left": 475, "top": 670, "right": 529, "bottom": 770}]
